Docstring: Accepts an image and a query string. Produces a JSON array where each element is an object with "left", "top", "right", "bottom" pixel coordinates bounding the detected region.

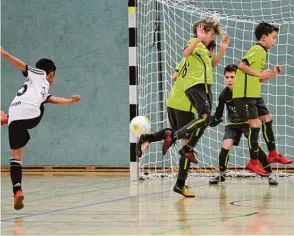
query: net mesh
[{"left": 136, "top": 0, "right": 294, "bottom": 179}]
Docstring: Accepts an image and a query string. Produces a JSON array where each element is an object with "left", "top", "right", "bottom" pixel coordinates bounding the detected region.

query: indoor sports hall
[{"left": 1, "top": 0, "right": 294, "bottom": 235}]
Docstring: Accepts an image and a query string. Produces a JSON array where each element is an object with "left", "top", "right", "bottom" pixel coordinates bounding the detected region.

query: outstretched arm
[
  {"left": 211, "top": 35, "right": 230, "bottom": 67},
  {"left": 1, "top": 47, "right": 26, "bottom": 72},
  {"left": 210, "top": 94, "right": 225, "bottom": 127},
  {"left": 47, "top": 95, "right": 81, "bottom": 105},
  {"left": 183, "top": 24, "right": 205, "bottom": 57}
]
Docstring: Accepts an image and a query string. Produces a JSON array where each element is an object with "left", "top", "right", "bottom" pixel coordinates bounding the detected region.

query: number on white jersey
[{"left": 8, "top": 65, "right": 50, "bottom": 123}]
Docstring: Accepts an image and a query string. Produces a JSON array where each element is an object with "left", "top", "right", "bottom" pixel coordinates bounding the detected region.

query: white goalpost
[{"left": 134, "top": 0, "right": 294, "bottom": 179}]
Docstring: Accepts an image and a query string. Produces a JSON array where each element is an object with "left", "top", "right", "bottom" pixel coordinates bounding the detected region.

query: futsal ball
[
  {"left": 1, "top": 110, "right": 8, "bottom": 125},
  {"left": 130, "top": 116, "right": 151, "bottom": 138}
]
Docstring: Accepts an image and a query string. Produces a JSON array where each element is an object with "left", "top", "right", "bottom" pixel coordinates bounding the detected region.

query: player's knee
[
  {"left": 181, "top": 139, "right": 189, "bottom": 146},
  {"left": 10, "top": 149, "right": 23, "bottom": 160},
  {"left": 200, "top": 113, "right": 211, "bottom": 126},
  {"left": 222, "top": 139, "right": 234, "bottom": 150},
  {"left": 201, "top": 113, "right": 208, "bottom": 119},
  {"left": 249, "top": 118, "right": 261, "bottom": 128},
  {"left": 259, "top": 113, "right": 272, "bottom": 123}
]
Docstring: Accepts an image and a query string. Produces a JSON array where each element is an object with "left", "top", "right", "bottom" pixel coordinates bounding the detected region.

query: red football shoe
[
  {"left": 179, "top": 148, "right": 198, "bottom": 164},
  {"left": 14, "top": 190, "right": 24, "bottom": 210},
  {"left": 246, "top": 159, "right": 269, "bottom": 177},
  {"left": 267, "top": 152, "right": 293, "bottom": 165}
]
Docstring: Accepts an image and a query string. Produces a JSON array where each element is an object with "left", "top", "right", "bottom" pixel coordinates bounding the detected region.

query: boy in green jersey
[
  {"left": 136, "top": 41, "right": 216, "bottom": 197},
  {"left": 162, "top": 18, "right": 230, "bottom": 178},
  {"left": 232, "top": 22, "right": 292, "bottom": 176},
  {"left": 135, "top": 60, "right": 197, "bottom": 197}
]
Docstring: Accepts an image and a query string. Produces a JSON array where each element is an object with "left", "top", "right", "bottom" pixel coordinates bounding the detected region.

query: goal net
[{"left": 136, "top": 0, "right": 294, "bottom": 179}]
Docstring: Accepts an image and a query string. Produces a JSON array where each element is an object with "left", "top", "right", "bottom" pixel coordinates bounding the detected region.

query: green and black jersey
[
  {"left": 167, "top": 58, "right": 196, "bottom": 113},
  {"left": 177, "top": 37, "right": 213, "bottom": 92},
  {"left": 215, "top": 87, "right": 248, "bottom": 126},
  {"left": 233, "top": 43, "right": 268, "bottom": 98}
]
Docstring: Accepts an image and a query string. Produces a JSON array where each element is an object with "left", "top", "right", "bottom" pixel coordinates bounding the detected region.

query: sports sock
[
  {"left": 10, "top": 159, "right": 23, "bottom": 195},
  {"left": 262, "top": 121, "right": 276, "bottom": 152},
  {"left": 218, "top": 148, "right": 230, "bottom": 172},
  {"left": 248, "top": 127, "right": 260, "bottom": 160},
  {"left": 176, "top": 156, "right": 191, "bottom": 187},
  {"left": 258, "top": 146, "right": 272, "bottom": 173}
]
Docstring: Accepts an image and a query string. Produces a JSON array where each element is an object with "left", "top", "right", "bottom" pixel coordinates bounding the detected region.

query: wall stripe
[{"left": 128, "top": 0, "right": 138, "bottom": 181}]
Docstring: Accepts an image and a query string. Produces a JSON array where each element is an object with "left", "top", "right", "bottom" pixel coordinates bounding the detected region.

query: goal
[{"left": 129, "top": 0, "right": 294, "bottom": 179}]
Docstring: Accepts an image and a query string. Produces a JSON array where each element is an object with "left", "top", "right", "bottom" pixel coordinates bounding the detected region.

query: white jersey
[{"left": 8, "top": 65, "right": 50, "bottom": 124}]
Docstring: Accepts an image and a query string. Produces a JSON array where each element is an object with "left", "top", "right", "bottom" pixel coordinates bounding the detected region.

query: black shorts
[
  {"left": 167, "top": 107, "right": 195, "bottom": 131},
  {"left": 8, "top": 115, "right": 43, "bottom": 149},
  {"left": 223, "top": 124, "right": 249, "bottom": 146},
  {"left": 234, "top": 97, "right": 269, "bottom": 120},
  {"left": 185, "top": 84, "right": 212, "bottom": 117}
]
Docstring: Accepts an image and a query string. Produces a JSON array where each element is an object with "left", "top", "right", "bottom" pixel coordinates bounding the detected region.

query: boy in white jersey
[{"left": 1, "top": 47, "right": 81, "bottom": 210}]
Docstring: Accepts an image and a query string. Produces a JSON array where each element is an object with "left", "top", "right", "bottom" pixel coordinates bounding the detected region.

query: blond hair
[{"left": 193, "top": 17, "right": 224, "bottom": 37}]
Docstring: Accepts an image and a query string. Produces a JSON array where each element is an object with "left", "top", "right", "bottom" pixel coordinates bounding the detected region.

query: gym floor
[{"left": 1, "top": 173, "right": 294, "bottom": 235}]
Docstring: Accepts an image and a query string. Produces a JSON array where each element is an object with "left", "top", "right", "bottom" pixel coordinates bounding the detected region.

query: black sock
[
  {"left": 258, "top": 146, "right": 272, "bottom": 173},
  {"left": 219, "top": 148, "right": 230, "bottom": 172},
  {"left": 145, "top": 128, "right": 169, "bottom": 143},
  {"left": 262, "top": 121, "right": 276, "bottom": 151},
  {"left": 248, "top": 127, "right": 260, "bottom": 160},
  {"left": 176, "top": 156, "right": 191, "bottom": 187},
  {"left": 10, "top": 159, "right": 23, "bottom": 195}
]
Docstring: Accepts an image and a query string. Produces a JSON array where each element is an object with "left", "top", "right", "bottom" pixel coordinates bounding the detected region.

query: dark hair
[
  {"left": 207, "top": 40, "right": 216, "bottom": 51},
  {"left": 255, "top": 22, "right": 279, "bottom": 41},
  {"left": 35, "top": 58, "right": 56, "bottom": 75},
  {"left": 224, "top": 64, "right": 238, "bottom": 75}
]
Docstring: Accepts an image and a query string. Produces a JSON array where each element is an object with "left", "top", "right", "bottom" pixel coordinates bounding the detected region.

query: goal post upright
[{"left": 128, "top": 0, "right": 138, "bottom": 181}]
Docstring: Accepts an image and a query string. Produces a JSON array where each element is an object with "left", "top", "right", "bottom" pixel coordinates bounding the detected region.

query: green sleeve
[
  {"left": 186, "top": 38, "right": 208, "bottom": 56},
  {"left": 242, "top": 47, "right": 266, "bottom": 66}
]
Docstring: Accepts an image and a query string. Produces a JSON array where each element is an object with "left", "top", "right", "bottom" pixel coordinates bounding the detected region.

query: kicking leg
[
  {"left": 163, "top": 84, "right": 212, "bottom": 155},
  {"left": 136, "top": 128, "right": 171, "bottom": 157},
  {"left": 179, "top": 125, "right": 206, "bottom": 163},
  {"left": 162, "top": 115, "right": 209, "bottom": 155}
]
